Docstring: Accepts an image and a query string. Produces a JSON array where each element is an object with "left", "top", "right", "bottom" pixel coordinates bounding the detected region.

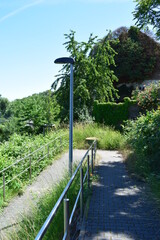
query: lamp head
[{"left": 54, "top": 57, "right": 74, "bottom": 65}]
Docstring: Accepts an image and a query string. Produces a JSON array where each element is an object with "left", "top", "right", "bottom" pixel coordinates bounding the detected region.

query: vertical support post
[
  {"left": 95, "top": 141, "right": 97, "bottom": 158},
  {"left": 69, "top": 63, "right": 73, "bottom": 176},
  {"left": 47, "top": 145, "right": 49, "bottom": 158},
  {"left": 80, "top": 167, "right": 83, "bottom": 220},
  {"left": 64, "top": 198, "right": 70, "bottom": 239},
  {"left": 29, "top": 156, "right": 32, "bottom": 180},
  {"left": 94, "top": 142, "right": 96, "bottom": 164},
  {"left": 91, "top": 147, "right": 94, "bottom": 175},
  {"left": 60, "top": 137, "right": 62, "bottom": 152},
  {"left": 54, "top": 141, "right": 57, "bottom": 155},
  {"left": 87, "top": 155, "right": 90, "bottom": 189},
  {"left": 43, "top": 146, "right": 45, "bottom": 158},
  {"left": 3, "top": 173, "right": 5, "bottom": 201}
]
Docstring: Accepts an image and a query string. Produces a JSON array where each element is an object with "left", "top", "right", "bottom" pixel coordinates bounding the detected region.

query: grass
[
  {"left": 9, "top": 161, "right": 90, "bottom": 240},
  {"left": 73, "top": 123, "right": 124, "bottom": 150}
]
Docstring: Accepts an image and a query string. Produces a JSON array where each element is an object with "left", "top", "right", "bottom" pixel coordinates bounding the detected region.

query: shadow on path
[{"left": 81, "top": 151, "right": 160, "bottom": 240}]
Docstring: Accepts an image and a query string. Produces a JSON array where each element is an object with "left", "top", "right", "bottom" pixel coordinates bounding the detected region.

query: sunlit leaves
[{"left": 52, "top": 30, "right": 118, "bottom": 121}]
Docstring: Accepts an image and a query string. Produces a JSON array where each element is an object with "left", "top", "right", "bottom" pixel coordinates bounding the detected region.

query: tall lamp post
[{"left": 54, "top": 57, "right": 75, "bottom": 176}]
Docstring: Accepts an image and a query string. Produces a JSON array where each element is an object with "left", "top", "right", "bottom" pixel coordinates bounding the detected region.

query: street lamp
[{"left": 54, "top": 57, "right": 75, "bottom": 176}]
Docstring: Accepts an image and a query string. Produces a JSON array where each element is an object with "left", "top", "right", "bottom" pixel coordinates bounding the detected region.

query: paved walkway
[{"left": 80, "top": 150, "right": 160, "bottom": 240}]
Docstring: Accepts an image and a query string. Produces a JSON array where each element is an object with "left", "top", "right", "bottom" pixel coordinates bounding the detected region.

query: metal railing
[
  {"left": 35, "top": 140, "right": 97, "bottom": 240},
  {"left": 0, "top": 134, "right": 67, "bottom": 201}
]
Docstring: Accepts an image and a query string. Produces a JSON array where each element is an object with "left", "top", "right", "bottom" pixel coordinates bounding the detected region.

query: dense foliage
[
  {"left": 52, "top": 30, "right": 118, "bottom": 122},
  {"left": 132, "top": 83, "right": 160, "bottom": 111},
  {"left": 124, "top": 110, "right": 160, "bottom": 176},
  {"left": 109, "top": 26, "right": 160, "bottom": 83},
  {"left": 93, "top": 97, "right": 136, "bottom": 127},
  {"left": 0, "top": 91, "right": 60, "bottom": 141},
  {"left": 134, "top": 0, "right": 160, "bottom": 39},
  {"left": 0, "top": 95, "right": 9, "bottom": 116},
  {"left": 0, "top": 130, "right": 68, "bottom": 207}
]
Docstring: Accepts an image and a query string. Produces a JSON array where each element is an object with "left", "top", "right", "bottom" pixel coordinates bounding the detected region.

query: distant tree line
[{"left": 0, "top": 91, "right": 60, "bottom": 141}]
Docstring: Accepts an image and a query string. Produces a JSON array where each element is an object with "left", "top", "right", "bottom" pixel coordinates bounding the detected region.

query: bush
[
  {"left": 124, "top": 110, "right": 160, "bottom": 174},
  {"left": 132, "top": 83, "right": 160, "bottom": 111},
  {"left": 93, "top": 98, "right": 136, "bottom": 127}
]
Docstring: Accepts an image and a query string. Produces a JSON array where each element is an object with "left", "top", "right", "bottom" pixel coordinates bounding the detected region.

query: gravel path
[
  {"left": 0, "top": 150, "right": 87, "bottom": 239},
  {"left": 80, "top": 150, "right": 160, "bottom": 240}
]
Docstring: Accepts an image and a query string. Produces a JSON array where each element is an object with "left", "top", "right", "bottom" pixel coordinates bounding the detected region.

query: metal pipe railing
[
  {"left": 0, "top": 134, "right": 67, "bottom": 201},
  {"left": 35, "top": 140, "right": 97, "bottom": 240}
]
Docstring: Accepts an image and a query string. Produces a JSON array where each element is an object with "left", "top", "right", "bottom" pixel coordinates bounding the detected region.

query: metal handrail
[
  {"left": 0, "top": 134, "right": 67, "bottom": 200},
  {"left": 0, "top": 134, "right": 66, "bottom": 174},
  {"left": 35, "top": 140, "right": 97, "bottom": 240}
]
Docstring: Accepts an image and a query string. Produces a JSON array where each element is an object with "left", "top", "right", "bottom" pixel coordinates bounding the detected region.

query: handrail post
[
  {"left": 94, "top": 142, "right": 96, "bottom": 164},
  {"left": 60, "top": 137, "right": 62, "bottom": 152},
  {"left": 47, "top": 145, "right": 49, "bottom": 158},
  {"left": 3, "top": 173, "right": 5, "bottom": 201},
  {"left": 87, "top": 155, "right": 90, "bottom": 189},
  {"left": 64, "top": 198, "right": 70, "bottom": 239},
  {"left": 43, "top": 146, "right": 45, "bottom": 158},
  {"left": 54, "top": 141, "right": 57, "bottom": 155},
  {"left": 91, "top": 147, "right": 94, "bottom": 175},
  {"left": 95, "top": 141, "right": 97, "bottom": 159},
  {"left": 80, "top": 167, "right": 83, "bottom": 220},
  {"left": 29, "top": 156, "right": 32, "bottom": 180}
]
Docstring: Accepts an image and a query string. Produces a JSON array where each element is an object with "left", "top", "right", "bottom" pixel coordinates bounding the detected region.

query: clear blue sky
[{"left": 0, "top": 0, "right": 136, "bottom": 101}]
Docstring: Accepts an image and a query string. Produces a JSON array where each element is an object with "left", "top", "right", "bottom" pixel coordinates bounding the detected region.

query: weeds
[
  {"left": 10, "top": 161, "right": 90, "bottom": 240},
  {"left": 73, "top": 123, "right": 124, "bottom": 150}
]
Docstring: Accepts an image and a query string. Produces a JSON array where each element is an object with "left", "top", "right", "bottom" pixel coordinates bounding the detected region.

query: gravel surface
[{"left": 0, "top": 150, "right": 87, "bottom": 239}]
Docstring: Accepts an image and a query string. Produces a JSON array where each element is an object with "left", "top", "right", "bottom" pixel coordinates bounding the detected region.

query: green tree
[
  {"left": 134, "top": 0, "right": 160, "bottom": 39},
  {"left": 52, "top": 31, "right": 118, "bottom": 122},
  {"left": 7, "top": 92, "right": 59, "bottom": 134},
  {"left": 0, "top": 95, "right": 9, "bottom": 116},
  {"left": 109, "top": 26, "right": 160, "bottom": 82}
]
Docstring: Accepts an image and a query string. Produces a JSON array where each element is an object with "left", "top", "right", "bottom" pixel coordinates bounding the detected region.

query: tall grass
[
  {"left": 9, "top": 162, "right": 89, "bottom": 240},
  {"left": 73, "top": 123, "right": 124, "bottom": 150}
]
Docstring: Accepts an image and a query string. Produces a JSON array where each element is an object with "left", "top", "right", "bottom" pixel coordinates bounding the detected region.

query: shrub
[
  {"left": 132, "top": 83, "right": 159, "bottom": 111},
  {"left": 124, "top": 110, "right": 160, "bottom": 174},
  {"left": 93, "top": 98, "right": 136, "bottom": 127}
]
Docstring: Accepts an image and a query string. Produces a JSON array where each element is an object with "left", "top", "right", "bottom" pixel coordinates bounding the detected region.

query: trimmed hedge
[{"left": 93, "top": 97, "right": 137, "bottom": 126}]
